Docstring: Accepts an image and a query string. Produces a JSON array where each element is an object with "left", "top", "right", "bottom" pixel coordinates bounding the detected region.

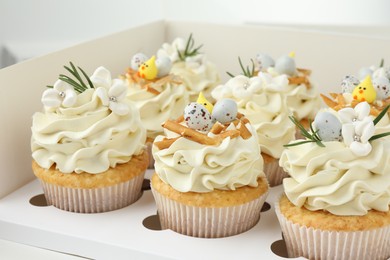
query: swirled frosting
[
  {"left": 31, "top": 88, "right": 146, "bottom": 174},
  {"left": 157, "top": 38, "right": 220, "bottom": 101},
  {"left": 211, "top": 75, "right": 296, "bottom": 159},
  {"left": 125, "top": 80, "right": 189, "bottom": 139},
  {"left": 153, "top": 123, "right": 265, "bottom": 193},
  {"left": 263, "top": 70, "right": 320, "bottom": 120},
  {"left": 281, "top": 140, "right": 390, "bottom": 216}
]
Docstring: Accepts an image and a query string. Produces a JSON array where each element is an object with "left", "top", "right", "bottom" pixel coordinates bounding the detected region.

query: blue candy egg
[
  {"left": 313, "top": 112, "right": 342, "bottom": 142},
  {"left": 131, "top": 53, "right": 149, "bottom": 71},
  {"left": 156, "top": 57, "right": 172, "bottom": 78},
  {"left": 275, "top": 55, "right": 296, "bottom": 76},
  {"left": 255, "top": 53, "right": 275, "bottom": 71},
  {"left": 212, "top": 99, "right": 238, "bottom": 124},
  {"left": 341, "top": 75, "right": 360, "bottom": 93}
]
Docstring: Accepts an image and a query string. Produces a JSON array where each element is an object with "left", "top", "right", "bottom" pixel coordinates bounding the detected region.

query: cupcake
[
  {"left": 322, "top": 62, "right": 390, "bottom": 135},
  {"left": 255, "top": 52, "right": 321, "bottom": 130},
  {"left": 212, "top": 59, "right": 296, "bottom": 186},
  {"left": 31, "top": 63, "right": 148, "bottom": 213},
  {"left": 276, "top": 102, "right": 390, "bottom": 259},
  {"left": 122, "top": 53, "right": 189, "bottom": 168},
  {"left": 151, "top": 97, "right": 269, "bottom": 238},
  {"left": 157, "top": 34, "right": 220, "bottom": 102}
]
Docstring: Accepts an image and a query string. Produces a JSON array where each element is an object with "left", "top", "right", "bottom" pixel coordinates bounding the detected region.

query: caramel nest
[
  {"left": 123, "top": 68, "right": 182, "bottom": 95},
  {"left": 154, "top": 113, "right": 253, "bottom": 150},
  {"left": 321, "top": 93, "right": 390, "bottom": 116}
]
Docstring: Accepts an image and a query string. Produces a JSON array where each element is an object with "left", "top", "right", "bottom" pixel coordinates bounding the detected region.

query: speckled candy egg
[
  {"left": 184, "top": 102, "right": 213, "bottom": 132},
  {"left": 156, "top": 57, "right": 172, "bottom": 78},
  {"left": 313, "top": 112, "right": 342, "bottom": 142},
  {"left": 358, "top": 67, "right": 373, "bottom": 80},
  {"left": 255, "top": 53, "right": 275, "bottom": 71},
  {"left": 130, "top": 53, "right": 149, "bottom": 70},
  {"left": 212, "top": 99, "right": 238, "bottom": 124},
  {"left": 373, "top": 76, "right": 390, "bottom": 100},
  {"left": 274, "top": 55, "right": 296, "bottom": 76},
  {"left": 341, "top": 75, "right": 360, "bottom": 93}
]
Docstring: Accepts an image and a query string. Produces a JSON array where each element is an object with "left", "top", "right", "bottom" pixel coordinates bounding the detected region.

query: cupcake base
[
  {"left": 275, "top": 195, "right": 390, "bottom": 260},
  {"left": 145, "top": 138, "right": 155, "bottom": 169},
  {"left": 151, "top": 173, "right": 269, "bottom": 238},
  {"left": 262, "top": 153, "right": 288, "bottom": 187},
  {"left": 32, "top": 152, "right": 149, "bottom": 213}
]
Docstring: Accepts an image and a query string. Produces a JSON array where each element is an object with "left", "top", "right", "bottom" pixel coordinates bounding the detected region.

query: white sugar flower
[
  {"left": 342, "top": 117, "right": 375, "bottom": 156},
  {"left": 41, "top": 80, "right": 77, "bottom": 108},
  {"left": 157, "top": 38, "right": 186, "bottom": 63},
  {"left": 338, "top": 101, "right": 371, "bottom": 124},
  {"left": 226, "top": 75, "right": 262, "bottom": 99},
  {"left": 91, "top": 66, "right": 129, "bottom": 115},
  {"left": 257, "top": 72, "right": 289, "bottom": 91}
]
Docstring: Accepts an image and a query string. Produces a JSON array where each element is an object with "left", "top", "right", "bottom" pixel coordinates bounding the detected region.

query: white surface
[{"left": 0, "top": 171, "right": 286, "bottom": 260}]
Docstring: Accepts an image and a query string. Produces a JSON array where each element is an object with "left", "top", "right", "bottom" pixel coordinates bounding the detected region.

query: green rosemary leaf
[
  {"left": 284, "top": 140, "right": 315, "bottom": 147},
  {"left": 287, "top": 115, "right": 325, "bottom": 148},
  {"left": 250, "top": 59, "right": 255, "bottom": 76},
  {"left": 78, "top": 66, "right": 94, "bottom": 89},
  {"left": 369, "top": 132, "right": 390, "bottom": 142},
  {"left": 184, "top": 33, "right": 193, "bottom": 56},
  {"left": 373, "top": 105, "right": 390, "bottom": 125},
  {"left": 379, "top": 58, "right": 384, "bottom": 68},
  {"left": 59, "top": 76, "right": 84, "bottom": 93},
  {"left": 226, "top": 71, "right": 235, "bottom": 78},
  {"left": 68, "top": 62, "right": 88, "bottom": 89},
  {"left": 315, "top": 140, "right": 325, "bottom": 147},
  {"left": 46, "top": 85, "right": 53, "bottom": 88},
  {"left": 177, "top": 50, "right": 184, "bottom": 61}
]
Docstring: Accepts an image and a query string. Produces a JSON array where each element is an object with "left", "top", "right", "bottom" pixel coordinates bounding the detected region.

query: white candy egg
[
  {"left": 358, "top": 67, "right": 373, "bottom": 80},
  {"left": 341, "top": 75, "right": 360, "bottom": 93},
  {"left": 275, "top": 55, "right": 296, "bottom": 76},
  {"left": 255, "top": 53, "right": 275, "bottom": 71},
  {"left": 314, "top": 112, "right": 342, "bottom": 142},
  {"left": 373, "top": 76, "right": 390, "bottom": 100},
  {"left": 184, "top": 102, "right": 213, "bottom": 132},
  {"left": 131, "top": 53, "right": 149, "bottom": 70},
  {"left": 212, "top": 99, "right": 238, "bottom": 124},
  {"left": 156, "top": 57, "right": 172, "bottom": 77}
]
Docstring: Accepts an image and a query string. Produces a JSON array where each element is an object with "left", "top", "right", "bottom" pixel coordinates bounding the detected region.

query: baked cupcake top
[
  {"left": 157, "top": 34, "right": 220, "bottom": 101},
  {"left": 281, "top": 102, "right": 390, "bottom": 216},
  {"left": 31, "top": 63, "right": 146, "bottom": 174},
  {"left": 122, "top": 53, "right": 189, "bottom": 139},
  {"left": 153, "top": 95, "right": 265, "bottom": 193},
  {"left": 253, "top": 53, "right": 320, "bottom": 121},
  {"left": 211, "top": 63, "right": 296, "bottom": 159}
]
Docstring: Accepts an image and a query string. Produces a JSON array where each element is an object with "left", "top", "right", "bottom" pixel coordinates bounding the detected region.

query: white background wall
[{"left": 1, "top": 0, "right": 390, "bottom": 67}]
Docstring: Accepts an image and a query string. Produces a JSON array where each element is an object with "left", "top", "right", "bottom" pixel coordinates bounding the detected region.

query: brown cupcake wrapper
[
  {"left": 151, "top": 186, "right": 268, "bottom": 238},
  {"left": 146, "top": 141, "right": 155, "bottom": 169},
  {"left": 275, "top": 198, "right": 390, "bottom": 260},
  {"left": 264, "top": 160, "right": 288, "bottom": 187},
  {"left": 39, "top": 172, "right": 145, "bottom": 213}
]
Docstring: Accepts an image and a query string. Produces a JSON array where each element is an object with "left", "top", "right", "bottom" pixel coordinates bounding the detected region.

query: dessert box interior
[{"left": 1, "top": 20, "right": 390, "bottom": 259}]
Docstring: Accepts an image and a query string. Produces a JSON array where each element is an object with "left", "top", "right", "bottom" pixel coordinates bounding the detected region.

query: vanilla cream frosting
[
  {"left": 281, "top": 140, "right": 390, "bottom": 216},
  {"left": 153, "top": 123, "right": 265, "bottom": 193},
  {"left": 265, "top": 69, "right": 320, "bottom": 120},
  {"left": 32, "top": 88, "right": 146, "bottom": 174},
  {"left": 212, "top": 75, "right": 296, "bottom": 159},
  {"left": 125, "top": 80, "right": 189, "bottom": 139},
  {"left": 157, "top": 38, "right": 220, "bottom": 101}
]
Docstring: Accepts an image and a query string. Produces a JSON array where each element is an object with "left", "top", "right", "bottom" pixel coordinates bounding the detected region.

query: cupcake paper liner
[
  {"left": 146, "top": 141, "right": 155, "bottom": 169},
  {"left": 264, "top": 160, "right": 288, "bottom": 187},
  {"left": 39, "top": 172, "right": 145, "bottom": 213},
  {"left": 151, "top": 186, "right": 268, "bottom": 238},
  {"left": 275, "top": 198, "right": 390, "bottom": 260}
]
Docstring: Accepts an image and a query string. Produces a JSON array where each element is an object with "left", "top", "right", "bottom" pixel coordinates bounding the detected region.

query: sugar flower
[
  {"left": 41, "top": 80, "right": 77, "bottom": 108},
  {"left": 338, "top": 101, "right": 371, "bottom": 124}
]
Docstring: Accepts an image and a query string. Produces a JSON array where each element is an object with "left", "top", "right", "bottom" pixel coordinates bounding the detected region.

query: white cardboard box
[{"left": 0, "top": 20, "right": 390, "bottom": 259}]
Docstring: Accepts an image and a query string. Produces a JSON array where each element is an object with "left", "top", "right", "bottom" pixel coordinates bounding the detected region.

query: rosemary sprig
[
  {"left": 284, "top": 116, "right": 325, "bottom": 147},
  {"left": 226, "top": 57, "right": 256, "bottom": 78},
  {"left": 47, "top": 62, "right": 94, "bottom": 93},
  {"left": 379, "top": 58, "right": 384, "bottom": 68},
  {"left": 177, "top": 33, "right": 203, "bottom": 61},
  {"left": 373, "top": 105, "right": 390, "bottom": 125}
]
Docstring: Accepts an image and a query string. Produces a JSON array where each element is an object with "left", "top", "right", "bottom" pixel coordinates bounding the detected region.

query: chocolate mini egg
[
  {"left": 313, "top": 112, "right": 342, "bottom": 142},
  {"left": 255, "top": 53, "right": 275, "bottom": 71},
  {"left": 275, "top": 55, "right": 296, "bottom": 76},
  {"left": 212, "top": 99, "right": 238, "bottom": 124},
  {"left": 341, "top": 75, "right": 360, "bottom": 93},
  {"left": 156, "top": 57, "right": 172, "bottom": 78},
  {"left": 184, "top": 102, "right": 213, "bottom": 132},
  {"left": 131, "top": 53, "right": 149, "bottom": 70},
  {"left": 373, "top": 76, "right": 390, "bottom": 100}
]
